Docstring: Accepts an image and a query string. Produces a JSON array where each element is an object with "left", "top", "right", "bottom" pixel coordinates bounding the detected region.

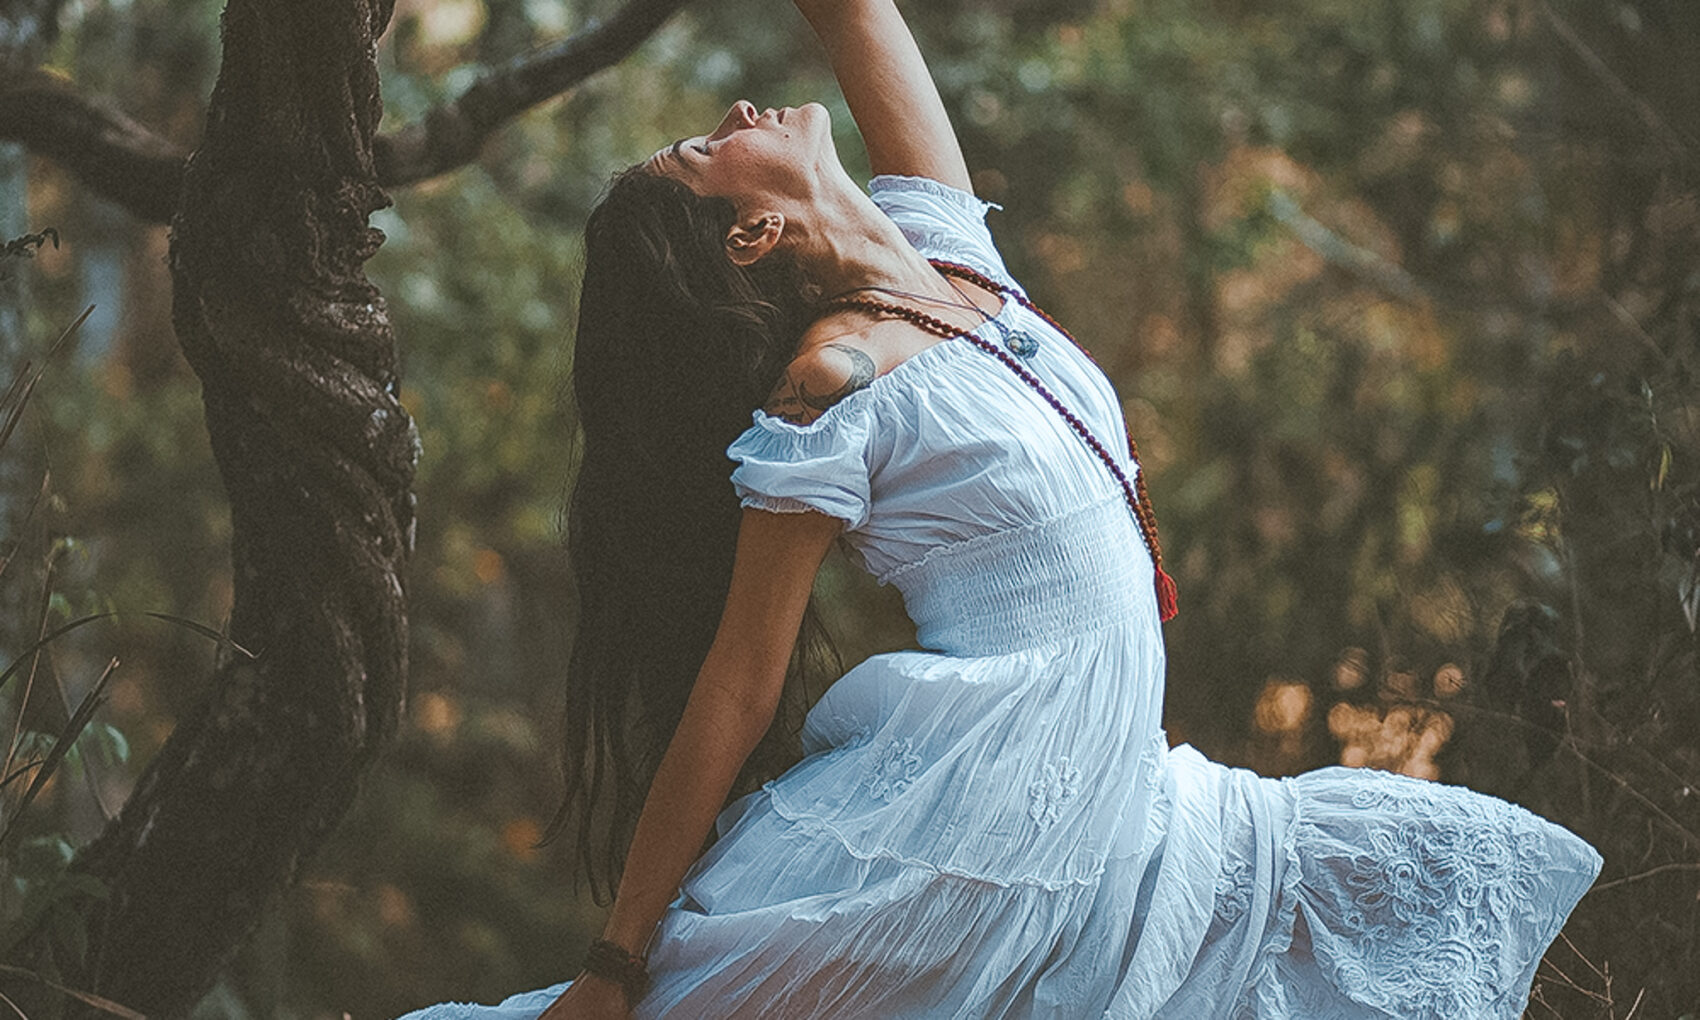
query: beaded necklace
[{"left": 823, "top": 259, "right": 1179, "bottom": 623}]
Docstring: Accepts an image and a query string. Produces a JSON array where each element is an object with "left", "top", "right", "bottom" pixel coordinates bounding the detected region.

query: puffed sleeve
[
  {"left": 727, "top": 403, "right": 874, "bottom": 531},
  {"left": 868, "top": 174, "right": 1023, "bottom": 296}
]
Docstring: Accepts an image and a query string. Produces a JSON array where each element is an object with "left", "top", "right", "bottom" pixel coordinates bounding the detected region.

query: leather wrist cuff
[{"left": 582, "top": 938, "right": 650, "bottom": 1004}]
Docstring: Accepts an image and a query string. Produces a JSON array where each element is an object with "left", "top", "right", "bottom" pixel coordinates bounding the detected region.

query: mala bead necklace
[
  {"left": 824, "top": 259, "right": 1179, "bottom": 623},
  {"left": 832, "top": 277, "right": 1044, "bottom": 360}
]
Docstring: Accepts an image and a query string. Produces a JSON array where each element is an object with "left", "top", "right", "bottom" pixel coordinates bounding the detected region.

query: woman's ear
[{"left": 725, "top": 213, "right": 785, "bottom": 267}]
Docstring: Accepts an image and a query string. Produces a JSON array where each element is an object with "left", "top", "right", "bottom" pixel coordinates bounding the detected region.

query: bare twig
[
  {"left": 1558, "top": 931, "right": 1609, "bottom": 982},
  {"left": 0, "top": 986, "right": 28, "bottom": 1020},
  {"left": 1265, "top": 189, "right": 1430, "bottom": 306},
  {"left": 1416, "top": 695, "right": 1700, "bottom": 852},
  {"left": 1597, "top": 288, "right": 1666, "bottom": 361},
  {"left": 0, "top": 965, "right": 145, "bottom": 1019},
  {"left": 1536, "top": 935, "right": 1614, "bottom": 1005},
  {"left": 1589, "top": 861, "right": 1700, "bottom": 894},
  {"left": 1537, "top": 1, "right": 1695, "bottom": 164}
]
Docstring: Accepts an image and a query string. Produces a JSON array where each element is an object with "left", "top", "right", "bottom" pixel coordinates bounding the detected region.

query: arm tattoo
[
  {"left": 764, "top": 343, "right": 878, "bottom": 424},
  {"left": 803, "top": 344, "right": 877, "bottom": 409}
]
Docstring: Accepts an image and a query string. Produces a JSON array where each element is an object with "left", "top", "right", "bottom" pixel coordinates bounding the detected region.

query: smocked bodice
[{"left": 891, "top": 496, "right": 1153, "bottom": 656}]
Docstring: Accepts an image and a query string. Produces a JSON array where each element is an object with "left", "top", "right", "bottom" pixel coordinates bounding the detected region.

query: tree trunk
[{"left": 9, "top": 0, "right": 417, "bottom": 1012}]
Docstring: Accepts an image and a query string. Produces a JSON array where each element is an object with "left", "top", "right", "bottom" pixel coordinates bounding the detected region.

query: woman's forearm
[
  {"left": 599, "top": 655, "right": 780, "bottom": 954},
  {"left": 594, "top": 507, "right": 839, "bottom": 963},
  {"left": 791, "top": 0, "right": 972, "bottom": 189}
]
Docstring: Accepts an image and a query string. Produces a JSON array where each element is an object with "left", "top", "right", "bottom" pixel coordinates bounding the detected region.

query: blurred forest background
[{"left": 1, "top": 0, "right": 1696, "bottom": 1016}]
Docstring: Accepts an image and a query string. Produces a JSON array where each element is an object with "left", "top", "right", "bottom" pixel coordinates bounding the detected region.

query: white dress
[{"left": 399, "top": 176, "right": 1601, "bottom": 1020}]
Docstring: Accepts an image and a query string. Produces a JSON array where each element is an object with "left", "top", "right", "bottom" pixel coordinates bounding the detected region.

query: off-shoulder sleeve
[
  {"left": 868, "top": 174, "right": 1022, "bottom": 296},
  {"left": 727, "top": 405, "right": 874, "bottom": 531}
]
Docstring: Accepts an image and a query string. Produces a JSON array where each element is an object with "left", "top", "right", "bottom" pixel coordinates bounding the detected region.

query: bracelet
[{"left": 582, "top": 938, "right": 651, "bottom": 1004}]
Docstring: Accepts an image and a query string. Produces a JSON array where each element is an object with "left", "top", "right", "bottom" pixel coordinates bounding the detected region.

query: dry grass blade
[
  {"left": 0, "top": 965, "right": 146, "bottom": 1019},
  {"left": 141, "top": 612, "right": 257, "bottom": 660},
  {"left": 0, "top": 305, "right": 93, "bottom": 456},
  {"left": 0, "top": 361, "right": 31, "bottom": 421},
  {"left": 0, "top": 472, "right": 54, "bottom": 583},
  {"left": 0, "top": 613, "right": 120, "bottom": 699},
  {"left": 0, "top": 611, "right": 258, "bottom": 703},
  {"left": 0, "top": 657, "right": 119, "bottom": 851},
  {"left": 1, "top": 757, "right": 45, "bottom": 790},
  {"left": 1, "top": 568, "right": 62, "bottom": 804}
]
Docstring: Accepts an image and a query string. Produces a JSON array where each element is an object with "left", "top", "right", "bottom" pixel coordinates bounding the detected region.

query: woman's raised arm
[{"left": 795, "top": 0, "right": 972, "bottom": 191}]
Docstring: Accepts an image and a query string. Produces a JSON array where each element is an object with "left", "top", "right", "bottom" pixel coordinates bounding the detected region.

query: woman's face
[{"left": 648, "top": 100, "right": 836, "bottom": 214}]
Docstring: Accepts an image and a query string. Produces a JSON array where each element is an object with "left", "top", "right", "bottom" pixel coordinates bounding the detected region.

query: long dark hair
[{"left": 546, "top": 168, "right": 840, "bottom": 901}]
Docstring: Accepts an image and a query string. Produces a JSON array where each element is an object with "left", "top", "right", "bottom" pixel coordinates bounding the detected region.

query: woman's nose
[{"left": 709, "top": 100, "right": 758, "bottom": 140}]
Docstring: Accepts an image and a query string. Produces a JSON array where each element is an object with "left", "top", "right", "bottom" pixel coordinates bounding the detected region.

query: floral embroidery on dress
[
  {"left": 865, "top": 737, "right": 921, "bottom": 802},
  {"left": 1027, "top": 757, "right": 1082, "bottom": 829},
  {"left": 1322, "top": 769, "right": 1558, "bottom": 1016}
]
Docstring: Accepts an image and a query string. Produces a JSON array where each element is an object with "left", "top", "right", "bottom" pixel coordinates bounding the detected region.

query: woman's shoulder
[
  {"left": 767, "top": 309, "right": 963, "bottom": 426},
  {"left": 762, "top": 335, "right": 879, "bottom": 427}
]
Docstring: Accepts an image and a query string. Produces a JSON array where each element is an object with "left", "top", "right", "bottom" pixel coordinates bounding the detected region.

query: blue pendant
[{"left": 1004, "top": 329, "right": 1040, "bottom": 359}]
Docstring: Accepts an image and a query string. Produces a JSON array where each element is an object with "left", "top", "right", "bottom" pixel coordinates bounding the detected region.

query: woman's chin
[{"left": 799, "top": 103, "right": 838, "bottom": 160}]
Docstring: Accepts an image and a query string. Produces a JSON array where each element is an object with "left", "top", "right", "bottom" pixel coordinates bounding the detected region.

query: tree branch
[
  {"left": 375, "top": 0, "right": 694, "bottom": 185},
  {"left": 0, "top": 69, "right": 186, "bottom": 224},
  {"left": 0, "top": 0, "right": 695, "bottom": 223}
]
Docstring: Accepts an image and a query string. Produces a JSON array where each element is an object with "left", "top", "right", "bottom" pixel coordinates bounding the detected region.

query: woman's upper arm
[
  {"left": 795, "top": 0, "right": 972, "bottom": 191},
  {"left": 696, "top": 506, "right": 843, "bottom": 718}
]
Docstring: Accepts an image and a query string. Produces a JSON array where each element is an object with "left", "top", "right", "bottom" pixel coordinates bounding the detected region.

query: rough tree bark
[{"left": 12, "top": 0, "right": 418, "bottom": 1013}]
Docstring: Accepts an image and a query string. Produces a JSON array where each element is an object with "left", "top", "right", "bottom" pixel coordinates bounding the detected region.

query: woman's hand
[{"left": 536, "top": 975, "right": 630, "bottom": 1020}]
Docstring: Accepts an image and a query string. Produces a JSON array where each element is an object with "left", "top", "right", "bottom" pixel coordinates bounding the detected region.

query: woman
[{"left": 401, "top": 1, "right": 1601, "bottom": 1017}]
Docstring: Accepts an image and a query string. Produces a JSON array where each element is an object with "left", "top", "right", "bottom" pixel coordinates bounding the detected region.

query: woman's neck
[{"left": 786, "top": 181, "right": 956, "bottom": 304}]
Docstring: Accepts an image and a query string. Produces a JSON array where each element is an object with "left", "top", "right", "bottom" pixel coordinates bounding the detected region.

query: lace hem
[{"left": 1238, "top": 768, "right": 1602, "bottom": 1019}]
